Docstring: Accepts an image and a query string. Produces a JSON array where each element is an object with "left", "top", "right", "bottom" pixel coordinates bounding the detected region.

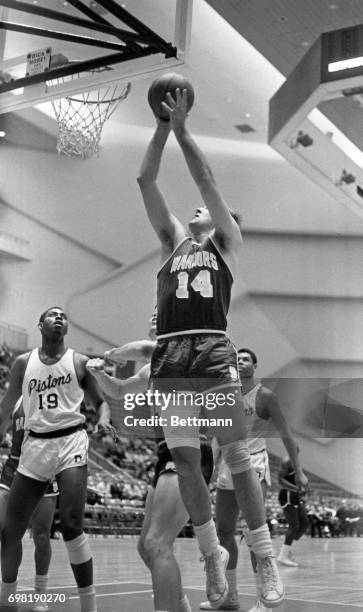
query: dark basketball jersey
[{"left": 157, "top": 237, "right": 233, "bottom": 336}]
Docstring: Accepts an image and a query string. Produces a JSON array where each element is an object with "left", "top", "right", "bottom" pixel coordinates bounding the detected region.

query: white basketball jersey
[
  {"left": 242, "top": 383, "right": 267, "bottom": 453},
  {"left": 22, "top": 348, "right": 85, "bottom": 433}
]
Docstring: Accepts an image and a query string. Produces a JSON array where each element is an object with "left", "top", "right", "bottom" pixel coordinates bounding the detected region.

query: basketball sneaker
[
  {"left": 246, "top": 600, "right": 268, "bottom": 612},
  {"left": 277, "top": 545, "right": 298, "bottom": 567},
  {"left": 199, "top": 590, "right": 239, "bottom": 610},
  {"left": 31, "top": 604, "right": 49, "bottom": 612},
  {"left": 256, "top": 555, "right": 284, "bottom": 608},
  {"left": 201, "top": 545, "right": 229, "bottom": 608}
]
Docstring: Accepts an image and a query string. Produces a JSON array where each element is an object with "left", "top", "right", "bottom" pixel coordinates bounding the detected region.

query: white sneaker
[
  {"left": 247, "top": 600, "right": 268, "bottom": 612},
  {"left": 277, "top": 549, "right": 298, "bottom": 567},
  {"left": 201, "top": 545, "right": 229, "bottom": 607},
  {"left": 31, "top": 604, "right": 49, "bottom": 612},
  {"left": 257, "top": 555, "right": 284, "bottom": 608},
  {"left": 200, "top": 591, "right": 239, "bottom": 610}
]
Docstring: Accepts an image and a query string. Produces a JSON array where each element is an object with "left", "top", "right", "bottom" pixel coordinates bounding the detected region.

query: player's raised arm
[
  {"left": 137, "top": 119, "right": 187, "bottom": 257},
  {"left": 163, "top": 89, "right": 242, "bottom": 254}
]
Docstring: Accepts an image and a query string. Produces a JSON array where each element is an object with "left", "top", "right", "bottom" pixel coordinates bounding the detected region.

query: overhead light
[
  {"left": 336, "top": 170, "right": 356, "bottom": 186},
  {"left": 0, "top": 130, "right": 6, "bottom": 138},
  {"left": 290, "top": 130, "right": 314, "bottom": 149},
  {"left": 328, "top": 56, "right": 363, "bottom": 73}
]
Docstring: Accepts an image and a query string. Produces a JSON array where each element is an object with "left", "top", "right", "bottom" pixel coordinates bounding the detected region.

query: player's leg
[
  {"left": 295, "top": 504, "right": 309, "bottom": 541},
  {"left": 138, "top": 473, "right": 190, "bottom": 612},
  {"left": 167, "top": 438, "right": 229, "bottom": 607},
  {"left": 277, "top": 505, "right": 299, "bottom": 567},
  {"left": 200, "top": 487, "right": 240, "bottom": 610},
  {"left": 152, "top": 338, "right": 228, "bottom": 608},
  {"left": 57, "top": 465, "right": 96, "bottom": 612},
  {"left": 30, "top": 493, "right": 57, "bottom": 612},
  {"left": 0, "top": 489, "right": 9, "bottom": 533},
  {"left": 1, "top": 473, "right": 47, "bottom": 606},
  {"left": 212, "top": 393, "right": 283, "bottom": 608}
]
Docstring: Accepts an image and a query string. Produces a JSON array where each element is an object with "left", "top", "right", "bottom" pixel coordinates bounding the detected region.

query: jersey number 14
[{"left": 176, "top": 270, "right": 213, "bottom": 299}]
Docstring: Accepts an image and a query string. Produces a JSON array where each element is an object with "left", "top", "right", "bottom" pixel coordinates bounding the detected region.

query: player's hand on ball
[{"left": 162, "top": 88, "right": 189, "bottom": 129}]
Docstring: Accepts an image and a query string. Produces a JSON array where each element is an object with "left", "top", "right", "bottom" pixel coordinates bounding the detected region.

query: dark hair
[
  {"left": 237, "top": 347, "right": 257, "bottom": 365},
  {"left": 38, "top": 306, "right": 65, "bottom": 324},
  {"left": 229, "top": 208, "right": 243, "bottom": 237}
]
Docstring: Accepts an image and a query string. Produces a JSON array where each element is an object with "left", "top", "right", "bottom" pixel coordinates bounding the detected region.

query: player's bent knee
[
  {"left": 142, "top": 532, "right": 172, "bottom": 563},
  {"left": 33, "top": 531, "right": 50, "bottom": 550},
  {"left": 170, "top": 447, "right": 201, "bottom": 477},
  {"left": 64, "top": 533, "right": 92, "bottom": 565},
  {"left": 220, "top": 440, "right": 251, "bottom": 474}
]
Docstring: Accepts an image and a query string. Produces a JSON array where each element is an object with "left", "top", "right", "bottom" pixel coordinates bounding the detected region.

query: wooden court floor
[{"left": 11, "top": 534, "right": 363, "bottom": 611}]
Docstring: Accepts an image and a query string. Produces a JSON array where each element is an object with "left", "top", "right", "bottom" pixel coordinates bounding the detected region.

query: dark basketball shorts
[
  {"left": 151, "top": 333, "right": 240, "bottom": 393},
  {"left": 153, "top": 440, "right": 214, "bottom": 488},
  {"left": 0, "top": 456, "right": 59, "bottom": 497}
]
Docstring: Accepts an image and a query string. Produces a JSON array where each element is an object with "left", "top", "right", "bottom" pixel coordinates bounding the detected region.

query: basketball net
[{"left": 50, "top": 76, "right": 131, "bottom": 159}]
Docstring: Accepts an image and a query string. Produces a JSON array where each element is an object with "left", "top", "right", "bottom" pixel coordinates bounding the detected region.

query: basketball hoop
[{"left": 50, "top": 72, "right": 131, "bottom": 159}]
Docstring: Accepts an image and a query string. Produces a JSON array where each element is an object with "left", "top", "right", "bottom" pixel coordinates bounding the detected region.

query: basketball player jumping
[
  {"left": 199, "top": 348, "right": 308, "bottom": 611},
  {"left": 0, "top": 397, "right": 58, "bottom": 612},
  {"left": 0, "top": 306, "right": 113, "bottom": 612},
  {"left": 137, "top": 88, "right": 284, "bottom": 609}
]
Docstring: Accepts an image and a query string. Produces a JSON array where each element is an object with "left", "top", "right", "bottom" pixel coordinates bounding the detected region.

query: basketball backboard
[{"left": 0, "top": 0, "right": 193, "bottom": 114}]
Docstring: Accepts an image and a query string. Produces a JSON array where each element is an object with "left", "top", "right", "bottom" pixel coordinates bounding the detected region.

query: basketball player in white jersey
[
  {"left": 199, "top": 348, "right": 308, "bottom": 612},
  {"left": 0, "top": 307, "right": 113, "bottom": 612},
  {"left": 0, "top": 397, "right": 57, "bottom": 612},
  {"left": 87, "top": 318, "right": 209, "bottom": 612},
  {"left": 138, "top": 89, "right": 283, "bottom": 609}
]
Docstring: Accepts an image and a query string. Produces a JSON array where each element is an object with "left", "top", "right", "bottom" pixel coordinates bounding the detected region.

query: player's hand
[
  {"left": 86, "top": 358, "right": 105, "bottom": 373},
  {"left": 161, "top": 88, "right": 188, "bottom": 130},
  {"left": 296, "top": 469, "right": 309, "bottom": 493},
  {"left": 93, "top": 420, "right": 119, "bottom": 443}
]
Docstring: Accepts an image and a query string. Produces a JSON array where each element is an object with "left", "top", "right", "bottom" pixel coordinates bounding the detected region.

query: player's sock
[
  {"left": 194, "top": 519, "right": 219, "bottom": 554},
  {"left": 78, "top": 585, "right": 97, "bottom": 612},
  {"left": 34, "top": 574, "right": 48, "bottom": 594},
  {"left": 226, "top": 569, "right": 237, "bottom": 594},
  {"left": 178, "top": 594, "right": 192, "bottom": 612},
  {"left": 249, "top": 524, "right": 273, "bottom": 558},
  {"left": 0, "top": 580, "right": 17, "bottom": 606}
]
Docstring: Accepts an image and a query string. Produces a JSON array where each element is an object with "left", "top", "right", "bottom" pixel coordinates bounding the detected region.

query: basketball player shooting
[{"left": 137, "top": 84, "right": 284, "bottom": 609}]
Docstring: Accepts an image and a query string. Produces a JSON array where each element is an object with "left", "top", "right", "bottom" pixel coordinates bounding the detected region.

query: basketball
[{"left": 147, "top": 72, "right": 194, "bottom": 121}]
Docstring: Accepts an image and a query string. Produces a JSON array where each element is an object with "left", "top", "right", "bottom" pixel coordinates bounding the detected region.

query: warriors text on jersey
[
  {"left": 157, "top": 237, "right": 233, "bottom": 337},
  {"left": 22, "top": 348, "right": 85, "bottom": 433}
]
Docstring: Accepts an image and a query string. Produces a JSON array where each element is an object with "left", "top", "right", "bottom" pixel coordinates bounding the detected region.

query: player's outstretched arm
[
  {"left": 87, "top": 359, "right": 150, "bottom": 398},
  {"left": 105, "top": 340, "right": 156, "bottom": 366},
  {"left": 137, "top": 119, "right": 186, "bottom": 257},
  {"left": 163, "top": 89, "right": 242, "bottom": 254},
  {"left": 264, "top": 389, "right": 308, "bottom": 490}
]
